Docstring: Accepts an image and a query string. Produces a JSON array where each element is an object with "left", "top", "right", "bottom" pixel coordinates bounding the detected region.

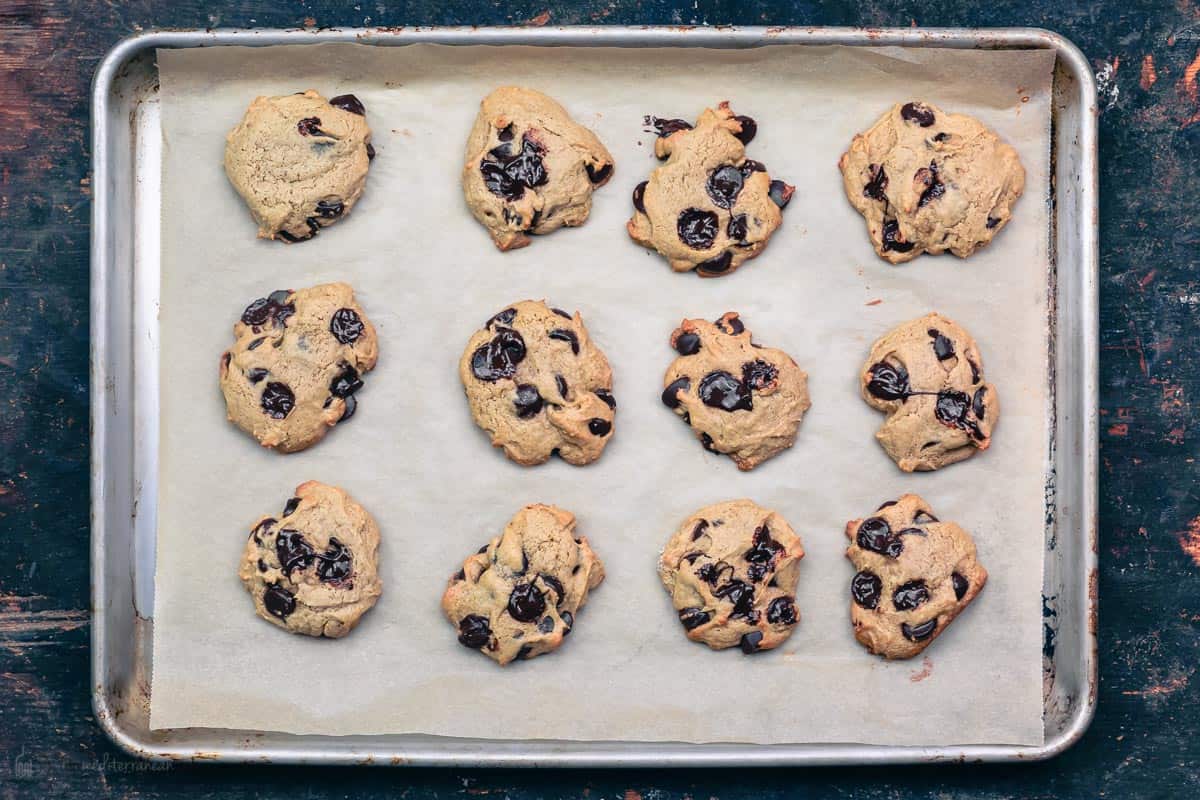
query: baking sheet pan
[{"left": 90, "top": 26, "right": 1098, "bottom": 766}]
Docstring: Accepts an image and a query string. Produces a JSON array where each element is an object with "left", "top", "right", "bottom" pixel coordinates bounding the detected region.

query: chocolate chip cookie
[
  {"left": 861, "top": 312, "right": 998, "bottom": 471},
  {"left": 846, "top": 494, "right": 987, "bottom": 659},
  {"left": 225, "top": 90, "right": 374, "bottom": 242},
  {"left": 839, "top": 101, "right": 1024, "bottom": 263},
  {"left": 442, "top": 504, "right": 605, "bottom": 665},
  {"left": 459, "top": 300, "right": 615, "bottom": 466},
  {"left": 462, "top": 87, "right": 614, "bottom": 251},
  {"left": 662, "top": 313, "right": 810, "bottom": 470},
  {"left": 219, "top": 282, "right": 378, "bottom": 453},
  {"left": 659, "top": 500, "right": 805, "bottom": 654},
  {"left": 627, "top": 102, "right": 794, "bottom": 277},
  {"left": 238, "top": 481, "right": 382, "bottom": 638}
]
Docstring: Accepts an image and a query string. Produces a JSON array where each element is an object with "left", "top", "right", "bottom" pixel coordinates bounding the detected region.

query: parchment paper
[{"left": 151, "top": 42, "right": 1054, "bottom": 746}]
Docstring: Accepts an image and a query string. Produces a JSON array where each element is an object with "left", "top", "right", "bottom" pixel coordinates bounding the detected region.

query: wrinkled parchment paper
[{"left": 151, "top": 42, "right": 1054, "bottom": 746}]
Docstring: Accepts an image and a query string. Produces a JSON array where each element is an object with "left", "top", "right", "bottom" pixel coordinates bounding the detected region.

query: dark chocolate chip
[
  {"left": 741, "top": 159, "right": 766, "bottom": 174},
  {"left": 913, "top": 510, "right": 939, "bottom": 524},
  {"left": 900, "top": 102, "right": 936, "bottom": 127},
  {"left": 691, "top": 520, "right": 709, "bottom": 541},
  {"left": 733, "top": 115, "right": 757, "bottom": 145},
  {"left": 877, "top": 500, "right": 898, "bottom": 510},
  {"left": 263, "top": 585, "right": 296, "bottom": 619},
  {"left": 365, "top": 142, "right": 376, "bottom": 160},
  {"left": 679, "top": 606, "right": 711, "bottom": 630},
  {"left": 555, "top": 374, "right": 569, "bottom": 399},
  {"left": 916, "top": 161, "right": 945, "bottom": 208},
  {"left": 697, "top": 251, "right": 733, "bottom": 275},
  {"left": 716, "top": 315, "right": 745, "bottom": 335},
  {"left": 699, "top": 371, "right": 753, "bottom": 412},
  {"left": 740, "top": 631, "right": 764, "bottom": 654},
  {"left": 329, "top": 94, "right": 366, "bottom": 115},
  {"left": 538, "top": 616, "right": 555, "bottom": 633},
  {"left": 930, "top": 329, "right": 955, "bottom": 360},
  {"left": 330, "top": 365, "right": 363, "bottom": 398},
  {"left": 766, "top": 596, "right": 798, "bottom": 626},
  {"left": 282, "top": 497, "right": 300, "bottom": 517},
  {"left": 973, "top": 387, "right": 987, "bottom": 420},
  {"left": 516, "top": 644, "right": 533, "bottom": 659},
  {"left": 742, "top": 359, "right": 778, "bottom": 390},
  {"left": 728, "top": 214, "right": 749, "bottom": 242},
  {"left": 507, "top": 583, "right": 546, "bottom": 622},
  {"left": 851, "top": 571, "right": 882, "bottom": 609},
  {"left": 857, "top": 517, "right": 906, "bottom": 558},
  {"left": 480, "top": 135, "right": 548, "bottom": 200},
  {"left": 339, "top": 394, "right": 357, "bottom": 421},
  {"left": 881, "top": 219, "right": 915, "bottom": 253},
  {"left": 588, "top": 418, "right": 612, "bottom": 436},
  {"left": 458, "top": 614, "right": 492, "bottom": 649},
  {"left": 471, "top": 328, "right": 526, "bottom": 381},
  {"left": 864, "top": 164, "right": 888, "bottom": 201},
  {"left": 700, "top": 432, "right": 718, "bottom": 453},
  {"left": 586, "top": 162, "right": 612, "bottom": 183},
  {"left": 247, "top": 367, "right": 268, "bottom": 384},
  {"left": 297, "top": 116, "right": 323, "bottom": 136},
  {"left": 561, "top": 611, "right": 574, "bottom": 633},
  {"left": 866, "top": 360, "right": 912, "bottom": 401},
  {"left": 260, "top": 382, "right": 295, "bottom": 419},
  {"left": 714, "top": 580, "right": 756, "bottom": 618},
  {"left": 902, "top": 618, "right": 938, "bottom": 641},
  {"left": 646, "top": 115, "right": 693, "bottom": 137},
  {"left": 276, "top": 530, "right": 315, "bottom": 575},
  {"left": 539, "top": 573, "right": 565, "bottom": 601},
  {"left": 315, "top": 198, "right": 345, "bottom": 219},
  {"left": 594, "top": 389, "right": 616, "bottom": 409},
  {"left": 706, "top": 165, "right": 744, "bottom": 209},
  {"left": 487, "top": 308, "right": 517, "bottom": 328},
  {"left": 315, "top": 537, "right": 352, "bottom": 582},
  {"left": 933, "top": 132, "right": 950, "bottom": 142},
  {"left": 674, "top": 331, "right": 702, "bottom": 356},
  {"left": 452, "top": 569, "right": 465, "bottom": 581},
  {"left": 549, "top": 328, "right": 580, "bottom": 354},
  {"left": 768, "top": 180, "right": 794, "bottom": 209},
  {"left": 952, "top": 572, "right": 969, "bottom": 600},
  {"left": 935, "top": 390, "right": 971, "bottom": 427},
  {"left": 892, "top": 580, "right": 930, "bottom": 611},
  {"left": 744, "top": 525, "right": 782, "bottom": 564},
  {"left": 696, "top": 561, "right": 733, "bottom": 586},
  {"left": 986, "top": 216, "right": 1001, "bottom": 229},
  {"left": 513, "top": 384, "right": 544, "bottom": 418},
  {"left": 247, "top": 337, "right": 266, "bottom": 351},
  {"left": 497, "top": 123, "right": 515, "bottom": 142},
  {"left": 677, "top": 208, "right": 719, "bottom": 249},
  {"left": 330, "top": 308, "right": 364, "bottom": 344},
  {"left": 632, "top": 180, "right": 648, "bottom": 213},
  {"left": 257, "top": 559, "right": 267, "bottom": 572},
  {"left": 275, "top": 228, "right": 311, "bottom": 243}
]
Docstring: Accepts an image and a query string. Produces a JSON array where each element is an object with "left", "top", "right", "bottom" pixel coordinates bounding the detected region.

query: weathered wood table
[{"left": 1, "top": 0, "right": 1195, "bottom": 796}]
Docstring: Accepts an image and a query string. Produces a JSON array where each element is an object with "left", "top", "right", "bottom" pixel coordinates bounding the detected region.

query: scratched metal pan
[{"left": 90, "top": 25, "right": 1097, "bottom": 767}]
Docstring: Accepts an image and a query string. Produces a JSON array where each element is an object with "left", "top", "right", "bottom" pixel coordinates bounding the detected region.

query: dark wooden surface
[{"left": 1, "top": 0, "right": 1197, "bottom": 796}]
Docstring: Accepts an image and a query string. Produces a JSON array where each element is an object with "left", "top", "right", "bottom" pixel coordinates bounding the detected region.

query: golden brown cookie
[
  {"left": 238, "top": 481, "right": 382, "bottom": 638},
  {"left": 627, "top": 102, "right": 793, "bottom": 277},
  {"left": 224, "top": 90, "right": 374, "bottom": 242},
  {"left": 659, "top": 499, "right": 805, "bottom": 654},
  {"left": 662, "top": 312, "right": 810, "bottom": 470},
  {"left": 860, "top": 312, "right": 998, "bottom": 471},
  {"left": 462, "top": 87, "right": 614, "bottom": 251},
  {"left": 459, "top": 300, "right": 615, "bottom": 466},
  {"left": 838, "top": 101, "right": 1024, "bottom": 263},
  {"left": 441, "top": 504, "right": 605, "bottom": 665},
  {"left": 219, "top": 282, "right": 378, "bottom": 453},
  {"left": 845, "top": 494, "right": 987, "bottom": 659}
]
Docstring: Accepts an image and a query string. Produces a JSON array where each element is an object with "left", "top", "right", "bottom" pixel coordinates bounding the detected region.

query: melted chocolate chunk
[
  {"left": 677, "top": 208, "right": 719, "bottom": 249},
  {"left": 892, "top": 580, "right": 930, "bottom": 611},
  {"left": 741, "top": 159, "right": 766, "bottom": 174},
  {"left": 297, "top": 116, "right": 323, "bottom": 136},
  {"left": 691, "top": 520, "right": 709, "bottom": 540},
  {"left": 867, "top": 361, "right": 912, "bottom": 401},
  {"left": 697, "top": 252, "right": 733, "bottom": 275},
  {"left": 674, "top": 331, "right": 702, "bottom": 355},
  {"left": 696, "top": 561, "right": 733, "bottom": 586},
  {"left": 706, "top": 165, "right": 745, "bottom": 209},
  {"left": 330, "top": 365, "right": 363, "bottom": 398},
  {"left": 539, "top": 573, "right": 564, "bottom": 601},
  {"left": 480, "top": 135, "right": 548, "bottom": 200},
  {"left": 913, "top": 510, "right": 939, "bottom": 524},
  {"left": 330, "top": 308, "right": 364, "bottom": 344},
  {"left": 661, "top": 376, "right": 691, "bottom": 409},
  {"left": 241, "top": 291, "right": 295, "bottom": 328},
  {"left": 766, "top": 596, "right": 798, "bottom": 626},
  {"left": 275, "top": 530, "right": 315, "bottom": 575},
  {"left": 339, "top": 395, "right": 357, "bottom": 421},
  {"left": 744, "top": 525, "right": 782, "bottom": 565},
  {"left": 458, "top": 614, "right": 491, "bottom": 648},
  {"left": 855, "top": 517, "right": 925, "bottom": 559},
  {"left": 555, "top": 374, "right": 569, "bottom": 399},
  {"left": 900, "top": 102, "right": 936, "bottom": 127},
  {"left": 935, "top": 390, "right": 971, "bottom": 427},
  {"left": 513, "top": 384, "right": 544, "bottom": 418},
  {"left": 471, "top": 329, "right": 527, "bottom": 381},
  {"left": 727, "top": 214, "right": 749, "bottom": 242},
  {"left": 864, "top": 164, "right": 888, "bottom": 201},
  {"left": 315, "top": 199, "right": 345, "bottom": 219},
  {"left": 851, "top": 571, "right": 883, "bottom": 609},
  {"left": 315, "top": 538, "right": 352, "bottom": 582},
  {"left": 714, "top": 579, "right": 756, "bottom": 618},
  {"left": 916, "top": 161, "right": 945, "bottom": 208},
  {"left": 247, "top": 367, "right": 268, "bottom": 384},
  {"left": 594, "top": 389, "right": 616, "bottom": 409},
  {"left": 930, "top": 329, "right": 955, "bottom": 360},
  {"left": 646, "top": 115, "right": 693, "bottom": 137},
  {"left": 986, "top": 216, "right": 1001, "bottom": 229},
  {"left": 700, "top": 432, "right": 718, "bottom": 453},
  {"left": 742, "top": 359, "right": 778, "bottom": 391},
  {"left": 632, "top": 180, "right": 648, "bottom": 213},
  {"left": 973, "top": 387, "right": 987, "bottom": 420},
  {"left": 877, "top": 500, "right": 898, "bottom": 510},
  {"left": 497, "top": 123, "right": 515, "bottom": 142},
  {"left": 902, "top": 618, "right": 938, "bottom": 641},
  {"left": 588, "top": 418, "right": 612, "bottom": 436},
  {"left": 548, "top": 328, "right": 580, "bottom": 354},
  {"left": 507, "top": 583, "right": 546, "bottom": 622},
  {"left": 538, "top": 616, "right": 555, "bottom": 633},
  {"left": 263, "top": 585, "right": 296, "bottom": 619},
  {"left": 768, "top": 179, "right": 794, "bottom": 209},
  {"left": 679, "top": 607, "right": 711, "bottom": 630},
  {"left": 699, "top": 371, "right": 753, "bottom": 412},
  {"left": 733, "top": 115, "right": 757, "bottom": 144},
  {"left": 586, "top": 162, "right": 612, "bottom": 183},
  {"left": 881, "top": 219, "right": 915, "bottom": 253},
  {"left": 561, "top": 611, "right": 574, "bottom": 633},
  {"left": 283, "top": 497, "right": 301, "bottom": 517},
  {"left": 329, "top": 94, "right": 366, "bottom": 115},
  {"left": 739, "top": 631, "right": 764, "bottom": 654},
  {"left": 952, "top": 572, "right": 969, "bottom": 600},
  {"left": 365, "top": 142, "right": 376, "bottom": 160},
  {"left": 260, "top": 382, "right": 295, "bottom": 419}
]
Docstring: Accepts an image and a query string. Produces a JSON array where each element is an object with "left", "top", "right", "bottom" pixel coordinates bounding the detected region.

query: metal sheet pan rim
[{"left": 91, "top": 24, "right": 1098, "bottom": 766}]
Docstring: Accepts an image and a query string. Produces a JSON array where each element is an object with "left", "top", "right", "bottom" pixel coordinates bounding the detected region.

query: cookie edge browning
[
  {"left": 858, "top": 311, "right": 1000, "bottom": 472},
  {"left": 441, "top": 503, "right": 606, "bottom": 665},
  {"left": 224, "top": 89, "right": 374, "bottom": 243},
  {"left": 462, "top": 86, "right": 615, "bottom": 252},
  {"left": 843, "top": 494, "right": 988, "bottom": 659},
  {"left": 237, "top": 480, "right": 383, "bottom": 639},
  {"left": 658, "top": 499, "right": 806, "bottom": 653},
  {"left": 837, "top": 101, "right": 1026, "bottom": 265}
]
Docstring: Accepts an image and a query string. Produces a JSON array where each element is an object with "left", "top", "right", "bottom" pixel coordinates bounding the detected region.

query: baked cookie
[
  {"left": 845, "top": 494, "right": 987, "bottom": 659},
  {"left": 225, "top": 90, "right": 374, "bottom": 242},
  {"left": 238, "top": 481, "right": 382, "bottom": 638},
  {"left": 219, "top": 282, "right": 378, "bottom": 453},
  {"left": 838, "top": 101, "right": 1024, "bottom": 263},
  {"left": 459, "top": 300, "right": 615, "bottom": 466},
  {"left": 861, "top": 312, "right": 998, "bottom": 471},
  {"left": 462, "top": 87, "right": 614, "bottom": 251},
  {"left": 662, "top": 312, "right": 810, "bottom": 470},
  {"left": 627, "top": 102, "right": 793, "bottom": 277},
  {"left": 442, "top": 504, "right": 605, "bottom": 664},
  {"left": 659, "top": 500, "right": 805, "bottom": 654}
]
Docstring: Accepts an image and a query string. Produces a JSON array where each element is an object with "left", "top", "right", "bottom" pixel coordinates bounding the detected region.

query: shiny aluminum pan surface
[{"left": 90, "top": 25, "right": 1097, "bottom": 766}]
